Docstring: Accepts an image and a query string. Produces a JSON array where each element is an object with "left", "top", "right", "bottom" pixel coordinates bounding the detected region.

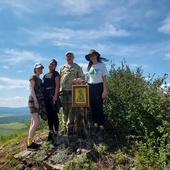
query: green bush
[
  {"left": 105, "top": 60, "right": 170, "bottom": 168},
  {"left": 106, "top": 61, "right": 170, "bottom": 139}
]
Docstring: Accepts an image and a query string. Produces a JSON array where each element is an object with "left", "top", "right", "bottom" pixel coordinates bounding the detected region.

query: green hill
[
  {"left": 0, "top": 107, "right": 29, "bottom": 117},
  {"left": 0, "top": 107, "right": 30, "bottom": 138}
]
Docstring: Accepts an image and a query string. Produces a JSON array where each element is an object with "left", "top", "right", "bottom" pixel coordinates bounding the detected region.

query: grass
[
  {"left": 0, "top": 118, "right": 49, "bottom": 144},
  {"left": 0, "top": 122, "right": 28, "bottom": 137}
]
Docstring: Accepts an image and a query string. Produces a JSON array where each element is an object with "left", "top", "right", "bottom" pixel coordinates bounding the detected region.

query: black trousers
[
  {"left": 45, "top": 89, "right": 59, "bottom": 132},
  {"left": 89, "top": 83, "right": 104, "bottom": 126}
]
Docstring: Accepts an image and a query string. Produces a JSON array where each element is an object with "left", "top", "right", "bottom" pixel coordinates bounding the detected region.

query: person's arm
[
  {"left": 102, "top": 75, "right": 107, "bottom": 99},
  {"left": 53, "top": 75, "right": 60, "bottom": 102}
]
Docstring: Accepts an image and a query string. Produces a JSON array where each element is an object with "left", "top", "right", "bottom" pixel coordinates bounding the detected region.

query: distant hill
[
  {"left": 0, "top": 107, "right": 29, "bottom": 117},
  {"left": 0, "top": 115, "right": 31, "bottom": 124},
  {"left": 0, "top": 107, "right": 30, "bottom": 124}
]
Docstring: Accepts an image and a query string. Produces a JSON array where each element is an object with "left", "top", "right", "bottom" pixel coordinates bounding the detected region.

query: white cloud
[
  {"left": 164, "top": 53, "right": 170, "bottom": 59},
  {"left": 0, "top": 0, "right": 108, "bottom": 17},
  {"left": 59, "top": 0, "right": 108, "bottom": 14},
  {"left": 12, "top": 3, "right": 31, "bottom": 13},
  {"left": 21, "top": 24, "right": 129, "bottom": 46},
  {"left": 1, "top": 49, "right": 45, "bottom": 64},
  {"left": 158, "top": 16, "right": 170, "bottom": 34},
  {"left": 17, "top": 70, "right": 26, "bottom": 73},
  {"left": 144, "top": 10, "right": 158, "bottom": 18},
  {"left": 0, "top": 77, "right": 28, "bottom": 89},
  {"left": 2, "top": 65, "right": 9, "bottom": 69},
  {"left": 0, "top": 96, "right": 28, "bottom": 108},
  {"left": 60, "top": 0, "right": 92, "bottom": 14},
  {"left": 130, "top": 63, "right": 148, "bottom": 70},
  {"left": 0, "top": 1, "right": 32, "bottom": 17},
  {"left": 130, "top": 63, "right": 140, "bottom": 68},
  {"left": 53, "top": 41, "right": 74, "bottom": 47},
  {"left": 77, "top": 63, "right": 88, "bottom": 73},
  {"left": 128, "top": 0, "right": 140, "bottom": 6},
  {"left": 160, "top": 83, "right": 170, "bottom": 94}
]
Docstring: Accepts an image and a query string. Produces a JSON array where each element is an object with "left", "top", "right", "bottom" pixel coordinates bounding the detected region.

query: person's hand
[
  {"left": 81, "top": 80, "right": 87, "bottom": 84},
  {"left": 102, "top": 91, "right": 107, "bottom": 99},
  {"left": 34, "top": 102, "right": 39, "bottom": 109},
  {"left": 72, "top": 78, "right": 78, "bottom": 84},
  {"left": 53, "top": 96, "right": 57, "bottom": 103}
]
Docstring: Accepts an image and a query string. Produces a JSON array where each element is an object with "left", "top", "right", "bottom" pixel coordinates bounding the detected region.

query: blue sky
[{"left": 0, "top": 0, "right": 170, "bottom": 108}]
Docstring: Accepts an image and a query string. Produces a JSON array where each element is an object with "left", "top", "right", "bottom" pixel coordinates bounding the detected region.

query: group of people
[{"left": 27, "top": 49, "right": 108, "bottom": 150}]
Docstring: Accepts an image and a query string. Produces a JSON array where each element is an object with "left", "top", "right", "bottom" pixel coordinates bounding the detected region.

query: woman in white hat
[{"left": 27, "top": 62, "right": 46, "bottom": 150}]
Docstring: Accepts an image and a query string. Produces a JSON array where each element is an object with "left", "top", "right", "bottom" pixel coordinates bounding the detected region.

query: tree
[{"left": 105, "top": 60, "right": 170, "bottom": 141}]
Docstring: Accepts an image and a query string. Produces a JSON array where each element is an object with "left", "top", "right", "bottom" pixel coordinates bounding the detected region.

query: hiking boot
[
  {"left": 52, "top": 134, "right": 60, "bottom": 145},
  {"left": 27, "top": 142, "right": 40, "bottom": 151},
  {"left": 91, "top": 126, "right": 98, "bottom": 136},
  {"left": 68, "top": 128, "right": 74, "bottom": 136},
  {"left": 47, "top": 132, "right": 53, "bottom": 141},
  {"left": 95, "top": 128, "right": 105, "bottom": 137}
]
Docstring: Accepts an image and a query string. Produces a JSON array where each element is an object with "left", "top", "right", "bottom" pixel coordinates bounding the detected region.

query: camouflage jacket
[{"left": 60, "top": 63, "right": 84, "bottom": 91}]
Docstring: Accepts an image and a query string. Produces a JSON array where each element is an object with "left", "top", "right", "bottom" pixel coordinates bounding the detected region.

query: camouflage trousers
[{"left": 60, "top": 92, "right": 75, "bottom": 131}]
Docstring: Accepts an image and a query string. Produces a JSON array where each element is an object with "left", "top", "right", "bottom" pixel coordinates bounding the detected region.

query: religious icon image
[{"left": 76, "top": 88, "right": 86, "bottom": 103}]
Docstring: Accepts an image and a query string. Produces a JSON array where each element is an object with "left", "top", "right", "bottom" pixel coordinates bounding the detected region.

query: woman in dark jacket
[{"left": 43, "top": 59, "right": 61, "bottom": 145}]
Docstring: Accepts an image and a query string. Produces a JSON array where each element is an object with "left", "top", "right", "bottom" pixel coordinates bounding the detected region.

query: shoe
[
  {"left": 52, "top": 134, "right": 60, "bottom": 145},
  {"left": 68, "top": 128, "right": 74, "bottom": 136},
  {"left": 95, "top": 128, "right": 105, "bottom": 137},
  {"left": 91, "top": 126, "right": 98, "bottom": 136},
  {"left": 47, "top": 132, "right": 53, "bottom": 141},
  {"left": 27, "top": 142, "right": 40, "bottom": 150}
]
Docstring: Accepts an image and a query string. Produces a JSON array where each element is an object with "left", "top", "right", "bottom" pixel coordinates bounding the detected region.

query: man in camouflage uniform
[{"left": 60, "top": 51, "right": 85, "bottom": 135}]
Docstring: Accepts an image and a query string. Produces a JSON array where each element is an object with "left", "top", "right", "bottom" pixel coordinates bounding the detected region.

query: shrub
[
  {"left": 106, "top": 61, "right": 170, "bottom": 139},
  {"left": 105, "top": 60, "right": 170, "bottom": 168}
]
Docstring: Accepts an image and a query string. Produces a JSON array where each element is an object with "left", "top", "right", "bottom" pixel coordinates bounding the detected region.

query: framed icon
[{"left": 72, "top": 84, "right": 89, "bottom": 107}]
